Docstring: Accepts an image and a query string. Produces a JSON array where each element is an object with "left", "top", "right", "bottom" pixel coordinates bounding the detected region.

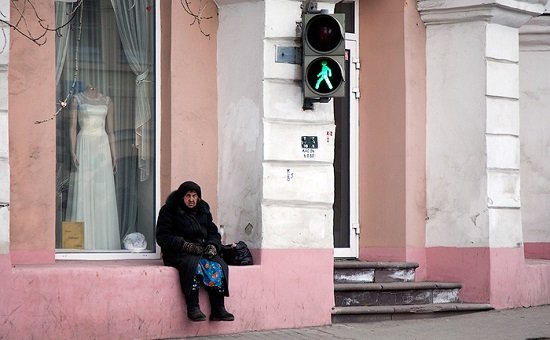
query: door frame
[{"left": 334, "top": 29, "right": 360, "bottom": 258}]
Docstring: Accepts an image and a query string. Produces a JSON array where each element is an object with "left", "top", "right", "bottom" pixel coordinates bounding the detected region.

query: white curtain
[
  {"left": 55, "top": 1, "right": 72, "bottom": 84},
  {"left": 54, "top": 0, "right": 74, "bottom": 248},
  {"left": 111, "top": 0, "right": 152, "bottom": 182}
]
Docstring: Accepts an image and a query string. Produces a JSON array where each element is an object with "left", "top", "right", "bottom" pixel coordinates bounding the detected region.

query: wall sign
[{"left": 301, "top": 136, "right": 318, "bottom": 159}]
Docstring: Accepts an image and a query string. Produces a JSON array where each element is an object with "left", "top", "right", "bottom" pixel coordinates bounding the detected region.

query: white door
[{"left": 333, "top": 33, "right": 360, "bottom": 258}]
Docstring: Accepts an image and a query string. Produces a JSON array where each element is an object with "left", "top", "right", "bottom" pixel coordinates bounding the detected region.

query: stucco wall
[
  {"left": 403, "top": 0, "right": 427, "bottom": 261},
  {"left": 519, "top": 16, "right": 550, "bottom": 245},
  {"left": 216, "top": 1, "right": 265, "bottom": 247},
  {"left": 425, "top": 20, "right": 490, "bottom": 248},
  {"left": 0, "top": 249, "right": 334, "bottom": 339},
  {"left": 0, "top": 2, "right": 336, "bottom": 337},
  {"left": 167, "top": 1, "right": 219, "bottom": 209},
  {"left": 8, "top": 0, "right": 56, "bottom": 263},
  {"left": 420, "top": 0, "right": 546, "bottom": 249},
  {"left": 359, "top": 0, "right": 406, "bottom": 254},
  {"left": 217, "top": 0, "right": 336, "bottom": 250},
  {"left": 419, "top": 0, "right": 550, "bottom": 308},
  {"left": 358, "top": 0, "right": 426, "bottom": 263}
]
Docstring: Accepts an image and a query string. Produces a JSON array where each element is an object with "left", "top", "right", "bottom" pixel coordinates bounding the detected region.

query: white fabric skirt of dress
[{"left": 66, "top": 95, "right": 120, "bottom": 250}]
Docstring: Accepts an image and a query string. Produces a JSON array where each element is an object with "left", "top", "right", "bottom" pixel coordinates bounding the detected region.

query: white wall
[
  {"left": 418, "top": 0, "right": 546, "bottom": 248},
  {"left": 0, "top": 0, "right": 9, "bottom": 254},
  {"left": 519, "top": 15, "right": 550, "bottom": 243},
  {"left": 217, "top": 0, "right": 336, "bottom": 249},
  {"left": 217, "top": 1, "right": 265, "bottom": 247},
  {"left": 424, "top": 20, "right": 491, "bottom": 247}
]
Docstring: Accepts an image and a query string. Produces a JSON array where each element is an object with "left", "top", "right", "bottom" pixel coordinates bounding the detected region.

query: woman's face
[{"left": 183, "top": 191, "right": 199, "bottom": 208}]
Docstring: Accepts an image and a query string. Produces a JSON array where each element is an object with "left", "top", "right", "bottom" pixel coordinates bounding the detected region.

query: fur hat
[{"left": 177, "top": 181, "right": 202, "bottom": 198}]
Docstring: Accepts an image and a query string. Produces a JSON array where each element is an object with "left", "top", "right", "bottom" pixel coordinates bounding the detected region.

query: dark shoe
[
  {"left": 187, "top": 307, "right": 206, "bottom": 322},
  {"left": 210, "top": 307, "right": 235, "bottom": 321}
]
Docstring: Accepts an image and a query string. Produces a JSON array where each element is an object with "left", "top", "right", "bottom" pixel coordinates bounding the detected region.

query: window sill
[{"left": 55, "top": 250, "right": 161, "bottom": 261}]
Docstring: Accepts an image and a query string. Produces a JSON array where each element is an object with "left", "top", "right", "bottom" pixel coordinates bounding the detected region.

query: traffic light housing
[{"left": 302, "top": 13, "right": 346, "bottom": 103}]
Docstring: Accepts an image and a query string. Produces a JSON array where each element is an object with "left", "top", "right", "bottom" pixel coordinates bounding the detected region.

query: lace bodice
[{"left": 73, "top": 92, "right": 111, "bottom": 136}]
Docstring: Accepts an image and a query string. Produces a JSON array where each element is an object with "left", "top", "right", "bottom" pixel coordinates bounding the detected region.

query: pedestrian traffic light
[{"left": 302, "top": 13, "right": 345, "bottom": 104}]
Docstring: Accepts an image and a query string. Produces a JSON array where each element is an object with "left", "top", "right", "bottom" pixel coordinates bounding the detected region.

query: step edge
[
  {"left": 334, "top": 261, "right": 419, "bottom": 269},
  {"left": 334, "top": 281, "right": 462, "bottom": 291},
  {"left": 331, "top": 303, "right": 494, "bottom": 315}
]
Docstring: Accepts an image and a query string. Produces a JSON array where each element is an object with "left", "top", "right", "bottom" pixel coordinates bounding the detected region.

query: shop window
[{"left": 55, "top": 0, "right": 157, "bottom": 258}]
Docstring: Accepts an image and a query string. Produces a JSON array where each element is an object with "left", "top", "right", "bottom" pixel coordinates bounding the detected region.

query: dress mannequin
[{"left": 66, "top": 85, "right": 121, "bottom": 250}]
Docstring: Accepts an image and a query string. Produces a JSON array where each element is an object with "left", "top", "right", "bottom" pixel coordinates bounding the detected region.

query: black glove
[
  {"left": 203, "top": 244, "right": 217, "bottom": 259},
  {"left": 182, "top": 241, "right": 204, "bottom": 255}
]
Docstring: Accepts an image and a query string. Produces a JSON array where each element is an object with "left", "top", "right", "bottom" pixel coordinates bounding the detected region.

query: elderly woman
[{"left": 156, "top": 181, "right": 234, "bottom": 322}]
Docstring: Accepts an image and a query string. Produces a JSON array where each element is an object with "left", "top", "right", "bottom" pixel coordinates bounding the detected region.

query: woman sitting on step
[{"left": 156, "top": 181, "right": 234, "bottom": 322}]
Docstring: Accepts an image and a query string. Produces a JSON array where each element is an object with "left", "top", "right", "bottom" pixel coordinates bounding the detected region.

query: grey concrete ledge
[
  {"left": 332, "top": 303, "right": 493, "bottom": 315},
  {"left": 334, "top": 261, "right": 419, "bottom": 269},
  {"left": 334, "top": 282, "right": 462, "bottom": 291}
]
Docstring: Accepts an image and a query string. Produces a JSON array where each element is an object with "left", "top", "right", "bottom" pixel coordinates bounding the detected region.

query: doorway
[{"left": 333, "top": 1, "right": 359, "bottom": 258}]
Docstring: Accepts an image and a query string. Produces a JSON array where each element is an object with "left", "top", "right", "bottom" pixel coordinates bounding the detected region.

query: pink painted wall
[
  {"left": 426, "top": 246, "right": 550, "bottom": 309},
  {"left": 160, "top": 1, "right": 173, "bottom": 199},
  {"left": 8, "top": 0, "right": 56, "bottom": 264},
  {"left": 0, "top": 249, "right": 334, "bottom": 339},
  {"left": 359, "top": 0, "right": 406, "bottom": 258},
  {"left": 164, "top": 2, "right": 219, "bottom": 209},
  {"left": 403, "top": 0, "right": 427, "bottom": 278},
  {"left": 358, "top": 0, "right": 427, "bottom": 273},
  {"left": 524, "top": 243, "right": 550, "bottom": 260}
]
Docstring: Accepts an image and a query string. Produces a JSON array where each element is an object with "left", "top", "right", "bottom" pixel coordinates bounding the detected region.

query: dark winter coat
[{"left": 156, "top": 191, "right": 229, "bottom": 296}]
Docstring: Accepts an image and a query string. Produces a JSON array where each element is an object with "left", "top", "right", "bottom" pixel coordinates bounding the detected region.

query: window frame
[{"left": 55, "top": 2, "right": 161, "bottom": 261}]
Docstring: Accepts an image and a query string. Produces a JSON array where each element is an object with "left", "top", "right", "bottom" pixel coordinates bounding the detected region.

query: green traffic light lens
[
  {"left": 306, "top": 15, "right": 342, "bottom": 53},
  {"left": 306, "top": 58, "right": 342, "bottom": 96}
]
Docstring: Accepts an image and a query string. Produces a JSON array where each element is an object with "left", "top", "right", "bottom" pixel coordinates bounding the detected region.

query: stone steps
[
  {"left": 334, "top": 261, "right": 418, "bottom": 283},
  {"left": 335, "top": 282, "right": 461, "bottom": 307},
  {"left": 332, "top": 260, "right": 493, "bottom": 323}
]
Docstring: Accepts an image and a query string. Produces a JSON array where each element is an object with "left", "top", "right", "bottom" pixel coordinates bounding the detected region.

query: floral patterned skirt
[{"left": 194, "top": 258, "right": 224, "bottom": 291}]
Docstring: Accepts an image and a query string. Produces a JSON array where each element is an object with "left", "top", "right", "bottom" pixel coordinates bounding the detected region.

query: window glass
[
  {"left": 55, "top": 0, "right": 156, "bottom": 254},
  {"left": 335, "top": 2, "right": 355, "bottom": 34}
]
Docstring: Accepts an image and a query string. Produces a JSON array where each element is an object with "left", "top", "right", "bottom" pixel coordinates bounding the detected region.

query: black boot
[
  {"left": 185, "top": 290, "right": 206, "bottom": 322},
  {"left": 208, "top": 290, "right": 235, "bottom": 321}
]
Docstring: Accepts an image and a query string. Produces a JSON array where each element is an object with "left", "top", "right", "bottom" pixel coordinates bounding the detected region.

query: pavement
[{"left": 181, "top": 304, "right": 550, "bottom": 340}]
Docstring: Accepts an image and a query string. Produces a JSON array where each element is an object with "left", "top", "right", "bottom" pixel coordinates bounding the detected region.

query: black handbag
[{"left": 221, "top": 241, "right": 253, "bottom": 266}]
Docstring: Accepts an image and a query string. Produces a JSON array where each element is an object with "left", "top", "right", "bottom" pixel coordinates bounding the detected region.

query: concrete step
[
  {"left": 334, "top": 260, "right": 419, "bottom": 283},
  {"left": 331, "top": 303, "right": 494, "bottom": 323},
  {"left": 334, "top": 282, "right": 461, "bottom": 307}
]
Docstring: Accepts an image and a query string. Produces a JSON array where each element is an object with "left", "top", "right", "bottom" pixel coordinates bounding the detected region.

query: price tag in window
[{"left": 62, "top": 221, "right": 85, "bottom": 249}]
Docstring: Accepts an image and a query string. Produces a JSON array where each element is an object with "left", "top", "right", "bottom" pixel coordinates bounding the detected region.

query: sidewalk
[{"left": 182, "top": 305, "right": 550, "bottom": 340}]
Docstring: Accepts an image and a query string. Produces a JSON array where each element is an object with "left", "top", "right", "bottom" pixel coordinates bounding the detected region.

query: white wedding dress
[{"left": 66, "top": 92, "right": 121, "bottom": 250}]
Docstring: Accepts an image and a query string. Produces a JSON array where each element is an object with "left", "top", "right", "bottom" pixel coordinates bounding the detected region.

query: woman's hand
[
  {"left": 203, "top": 244, "right": 217, "bottom": 259},
  {"left": 182, "top": 241, "right": 204, "bottom": 255}
]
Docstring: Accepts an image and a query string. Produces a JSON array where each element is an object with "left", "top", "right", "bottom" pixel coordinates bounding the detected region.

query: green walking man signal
[{"left": 315, "top": 61, "right": 333, "bottom": 90}]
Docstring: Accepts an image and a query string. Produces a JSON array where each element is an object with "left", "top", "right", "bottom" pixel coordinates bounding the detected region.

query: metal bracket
[
  {"left": 352, "top": 87, "right": 361, "bottom": 99},
  {"left": 352, "top": 57, "right": 361, "bottom": 69},
  {"left": 301, "top": 1, "right": 317, "bottom": 14},
  {"left": 276, "top": 46, "right": 302, "bottom": 65},
  {"left": 303, "top": 97, "right": 331, "bottom": 110}
]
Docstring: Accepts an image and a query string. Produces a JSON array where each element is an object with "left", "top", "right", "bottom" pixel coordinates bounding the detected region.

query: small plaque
[
  {"left": 62, "top": 221, "right": 84, "bottom": 249},
  {"left": 301, "top": 136, "right": 318, "bottom": 149}
]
